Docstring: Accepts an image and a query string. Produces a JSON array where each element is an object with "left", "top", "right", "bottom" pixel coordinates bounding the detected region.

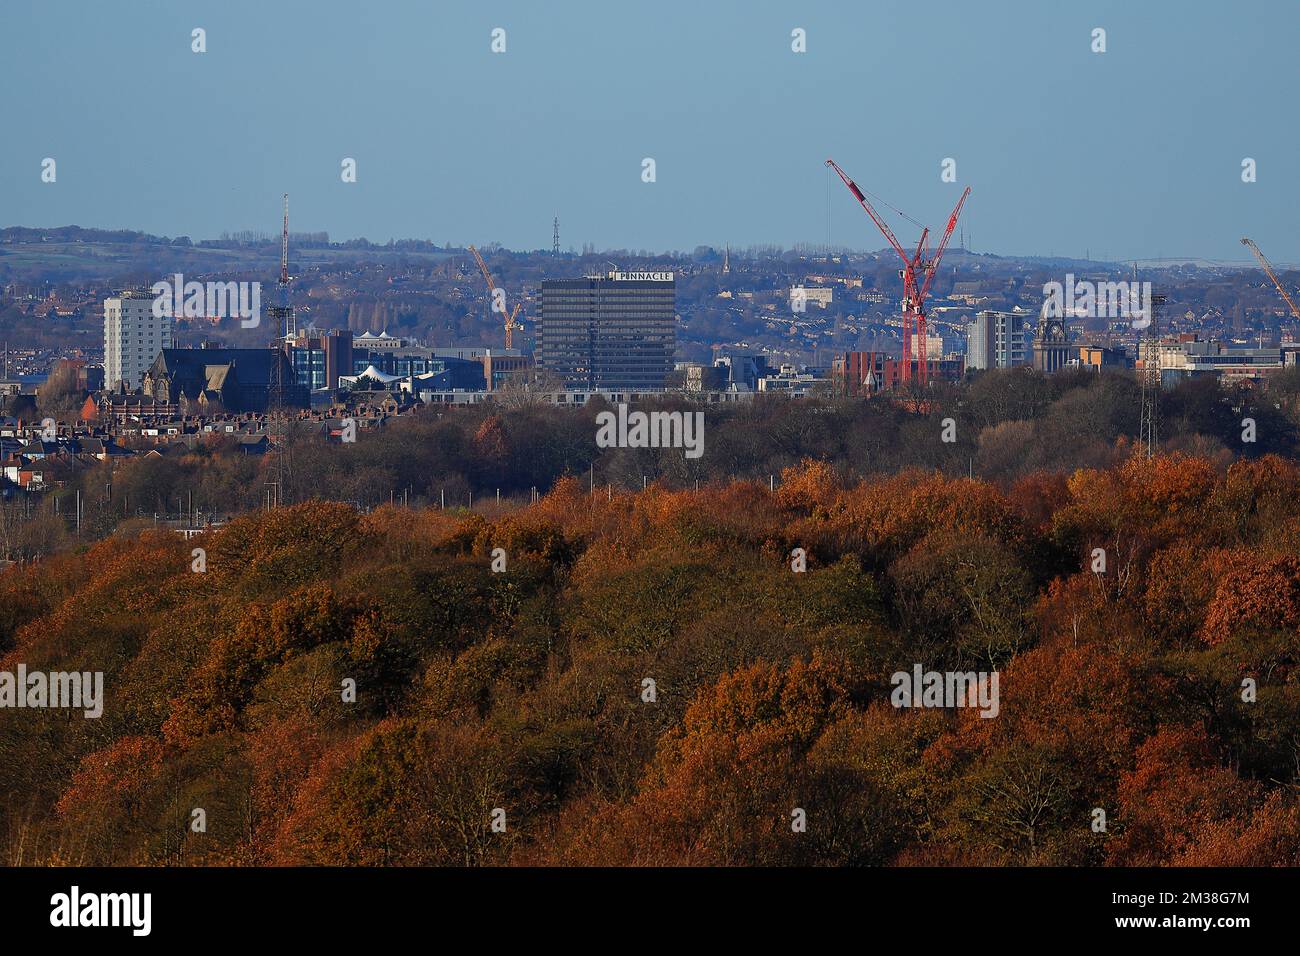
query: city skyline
[
  {"left": 3, "top": 0, "right": 1298, "bottom": 919},
  {"left": 3, "top": 0, "right": 1298, "bottom": 261}
]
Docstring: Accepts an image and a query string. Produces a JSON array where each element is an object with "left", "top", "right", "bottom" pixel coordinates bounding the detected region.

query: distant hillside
[{"left": 0, "top": 226, "right": 463, "bottom": 285}]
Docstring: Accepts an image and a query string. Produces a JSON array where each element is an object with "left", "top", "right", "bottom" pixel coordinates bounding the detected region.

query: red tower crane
[{"left": 826, "top": 159, "right": 970, "bottom": 387}]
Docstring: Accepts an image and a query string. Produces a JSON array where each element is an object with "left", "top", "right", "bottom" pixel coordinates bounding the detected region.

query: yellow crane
[
  {"left": 1241, "top": 237, "right": 1300, "bottom": 323},
  {"left": 468, "top": 245, "right": 523, "bottom": 349}
]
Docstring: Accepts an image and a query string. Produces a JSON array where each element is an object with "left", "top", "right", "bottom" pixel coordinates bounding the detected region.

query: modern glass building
[
  {"left": 288, "top": 329, "right": 353, "bottom": 390},
  {"left": 538, "top": 273, "right": 675, "bottom": 390}
]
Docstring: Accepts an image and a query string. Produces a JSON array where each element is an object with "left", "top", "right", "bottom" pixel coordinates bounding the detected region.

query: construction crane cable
[{"left": 858, "top": 185, "right": 926, "bottom": 230}]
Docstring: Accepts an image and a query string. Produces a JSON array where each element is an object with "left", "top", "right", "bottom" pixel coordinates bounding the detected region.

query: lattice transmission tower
[
  {"left": 1138, "top": 291, "right": 1166, "bottom": 459},
  {"left": 265, "top": 193, "right": 294, "bottom": 507}
]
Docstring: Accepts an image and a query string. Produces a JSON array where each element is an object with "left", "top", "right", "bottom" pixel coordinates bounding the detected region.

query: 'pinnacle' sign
[{"left": 607, "top": 271, "right": 674, "bottom": 281}]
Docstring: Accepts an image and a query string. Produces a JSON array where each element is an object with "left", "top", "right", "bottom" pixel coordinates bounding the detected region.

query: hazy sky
[{"left": 2, "top": 0, "right": 1296, "bottom": 261}]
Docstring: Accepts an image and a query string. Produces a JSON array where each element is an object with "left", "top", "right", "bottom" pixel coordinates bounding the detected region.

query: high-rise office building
[
  {"left": 538, "top": 272, "right": 675, "bottom": 390},
  {"left": 104, "top": 290, "right": 172, "bottom": 390},
  {"left": 966, "top": 310, "right": 1028, "bottom": 370}
]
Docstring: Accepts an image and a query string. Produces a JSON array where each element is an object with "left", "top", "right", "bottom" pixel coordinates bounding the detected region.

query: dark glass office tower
[{"left": 538, "top": 273, "right": 675, "bottom": 390}]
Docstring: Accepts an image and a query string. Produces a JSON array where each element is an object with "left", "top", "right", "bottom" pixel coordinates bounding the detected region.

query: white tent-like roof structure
[{"left": 353, "top": 365, "right": 403, "bottom": 384}]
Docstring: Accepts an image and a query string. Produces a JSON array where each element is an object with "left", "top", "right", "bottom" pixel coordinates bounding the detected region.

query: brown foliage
[{"left": 2, "top": 453, "right": 1298, "bottom": 867}]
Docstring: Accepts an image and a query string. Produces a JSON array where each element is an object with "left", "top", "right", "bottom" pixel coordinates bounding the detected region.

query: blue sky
[{"left": 2, "top": 0, "right": 1296, "bottom": 260}]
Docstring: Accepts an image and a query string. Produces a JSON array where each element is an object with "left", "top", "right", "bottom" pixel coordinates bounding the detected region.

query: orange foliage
[
  {"left": 2, "top": 453, "right": 1298, "bottom": 868},
  {"left": 1058, "top": 453, "right": 1220, "bottom": 548},
  {"left": 1106, "top": 727, "right": 1260, "bottom": 865},
  {"left": 1202, "top": 555, "right": 1300, "bottom": 646},
  {"left": 789, "top": 470, "right": 1027, "bottom": 567},
  {"left": 775, "top": 457, "right": 840, "bottom": 513},
  {"left": 56, "top": 736, "right": 164, "bottom": 822}
]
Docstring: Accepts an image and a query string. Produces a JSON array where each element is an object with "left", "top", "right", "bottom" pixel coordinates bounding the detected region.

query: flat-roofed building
[
  {"left": 538, "top": 272, "right": 675, "bottom": 390},
  {"left": 288, "top": 329, "right": 353, "bottom": 390},
  {"left": 967, "top": 310, "right": 1029, "bottom": 370},
  {"left": 105, "top": 290, "right": 171, "bottom": 390}
]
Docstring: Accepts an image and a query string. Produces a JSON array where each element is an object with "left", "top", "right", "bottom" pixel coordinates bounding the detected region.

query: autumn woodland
[{"left": 2, "top": 416, "right": 1299, "bottom": 865}]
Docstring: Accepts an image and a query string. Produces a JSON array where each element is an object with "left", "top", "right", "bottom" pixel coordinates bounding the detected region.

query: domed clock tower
[{"left": 1032, "top": 304, "right": 1071, "bottom": 372}]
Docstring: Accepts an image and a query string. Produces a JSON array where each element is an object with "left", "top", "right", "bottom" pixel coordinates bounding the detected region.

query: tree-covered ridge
[
  {"left": 1, "top": 455, "right": 1298, "bottom": 866},
  {"left": 12, "top": 364, "right": 1300, "bottom": 566}
]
